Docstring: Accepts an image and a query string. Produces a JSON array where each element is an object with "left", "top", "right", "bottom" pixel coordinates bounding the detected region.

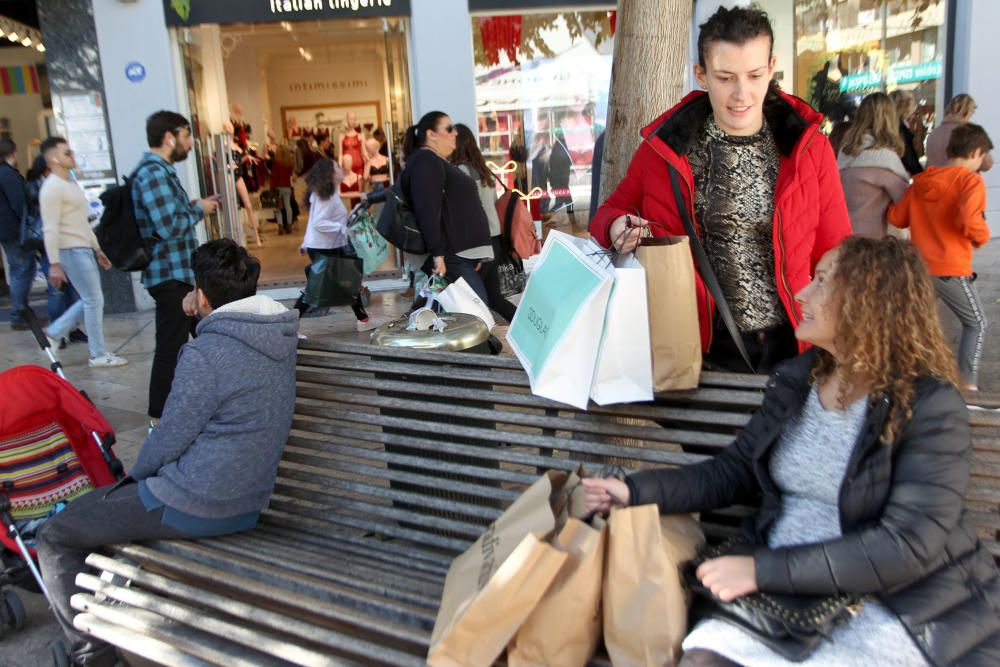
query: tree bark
[{"left": 599, "top": 0, "right": 692, "bottom": 204}]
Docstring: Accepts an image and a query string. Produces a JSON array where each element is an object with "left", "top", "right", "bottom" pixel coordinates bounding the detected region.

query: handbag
[
  {"left": 684, "top": 539, "right": 863, "bottom": 662},
  {"left": 259, "top": 189, "right": 280, "bottom": 209},
  {"left": 376, "top": 156, "right": 446, "bottom": 255},
  {"left": 301, "top": 252, "right": 363, "bottom": 308}
]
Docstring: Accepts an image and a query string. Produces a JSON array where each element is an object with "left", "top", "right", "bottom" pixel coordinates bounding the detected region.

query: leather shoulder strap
[{"left": 667, "top": 164, "right": 755, "bottom": 373}]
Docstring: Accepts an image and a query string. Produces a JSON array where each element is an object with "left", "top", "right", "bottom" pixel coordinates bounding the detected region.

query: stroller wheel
[{"left": 3, "top": 589, "right": 26, "bottom": 630}]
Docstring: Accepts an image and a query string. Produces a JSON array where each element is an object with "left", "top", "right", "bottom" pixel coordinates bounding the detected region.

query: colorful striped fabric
[
  {"left": 0, "top": 65, "right": 41, "bottom": 96},
  {"left": 0, "top": 422, "right": 93, "bottom": 519}
]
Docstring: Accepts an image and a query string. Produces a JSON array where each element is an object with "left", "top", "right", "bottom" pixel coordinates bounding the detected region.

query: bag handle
[{"left": 667, "top": 164, "right": 755, "bottom": 374}]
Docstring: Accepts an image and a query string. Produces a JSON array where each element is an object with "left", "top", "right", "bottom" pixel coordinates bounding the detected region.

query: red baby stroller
[{"left": 0, "top": 309, "right": 123, "bottom": 639}]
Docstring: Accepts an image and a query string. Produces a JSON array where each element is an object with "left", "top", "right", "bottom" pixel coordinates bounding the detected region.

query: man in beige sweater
[{"left": 40, "top": 136, "right": 127, "bottom": 367}]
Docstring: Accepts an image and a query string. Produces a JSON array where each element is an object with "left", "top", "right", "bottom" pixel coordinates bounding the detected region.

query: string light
[{"left": 0, "top": 17, "right": 43, "bottom": 52}]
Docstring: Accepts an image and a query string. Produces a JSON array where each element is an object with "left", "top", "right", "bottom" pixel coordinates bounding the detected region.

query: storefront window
[
  {"left": 471, "top": 9, "right": 615, "bottom": 226},
  {"left": 794, "top": 0, "right": 947, "bottom": 131}
]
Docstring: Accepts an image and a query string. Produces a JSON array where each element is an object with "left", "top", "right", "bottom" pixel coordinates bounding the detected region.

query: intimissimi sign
[{"left": 163, "top": 0, "right": 410, "bottom": 26}]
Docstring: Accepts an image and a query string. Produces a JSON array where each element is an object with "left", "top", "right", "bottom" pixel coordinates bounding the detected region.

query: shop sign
[
  {"left": 891, "top": 60, "right": 943, "bottom": 85},
  {"left": 839, "top": 59, "right": 943, "bottom": 92},
  {"left": 469, "top": 0, "right": 613, "bottom": 9},
  {"left": 163, "top": 0, "right": 410, "bottom": 26}
]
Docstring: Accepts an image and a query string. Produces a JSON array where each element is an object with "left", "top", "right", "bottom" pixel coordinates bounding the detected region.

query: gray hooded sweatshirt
[{"left": 131, "top": 295, "right": 299, "bottom": 520}]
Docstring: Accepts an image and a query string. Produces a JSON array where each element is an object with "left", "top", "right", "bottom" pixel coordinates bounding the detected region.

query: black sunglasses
[{"left": 437, "top": 124, "right": 455, "bottom": 134}]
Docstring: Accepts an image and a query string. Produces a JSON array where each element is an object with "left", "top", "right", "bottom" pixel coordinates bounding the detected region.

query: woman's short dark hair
[
  {"left": 403, "top": 111, "right": 448, "bottom": 160},
  {"left": 450, "top": 124, "right": 493, "bottom": 185},
  {"left": 192, "top": 239, "right": 260, "bottom": 310},
  {"left": 305, "top": 157, "right": 340, "bottom": 200},
  {"left": 697, "top": 5, "right": 774, "bottom": 69},
  {"left": 946, "top": 123, "right": 994, "bottom": 159},
  {"left": 146, "top": 110, "right": 191, "bottom": 148}
]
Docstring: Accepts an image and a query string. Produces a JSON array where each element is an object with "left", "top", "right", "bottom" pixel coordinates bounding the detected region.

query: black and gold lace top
[{"left": 687, "top": 116, "right": 787, "bottom": 332}]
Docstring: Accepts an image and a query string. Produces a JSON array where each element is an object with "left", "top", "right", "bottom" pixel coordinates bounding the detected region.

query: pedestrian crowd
[{"left": 0, "top": 3, "right": 997, "bottom": 666}]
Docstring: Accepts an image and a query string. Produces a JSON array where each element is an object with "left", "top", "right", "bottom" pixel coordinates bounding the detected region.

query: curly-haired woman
[{"left": 584, "top": 237, "right": 1000, "bottom": 666}]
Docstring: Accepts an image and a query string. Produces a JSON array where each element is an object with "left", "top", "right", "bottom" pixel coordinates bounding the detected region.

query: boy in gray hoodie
[{"left": 36, "top": 239, "right": 299, "bottom": 666}]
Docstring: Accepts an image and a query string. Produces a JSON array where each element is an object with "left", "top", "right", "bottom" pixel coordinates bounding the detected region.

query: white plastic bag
[{"left": 437, "top": 277, "right": 496, "bottom": 330}]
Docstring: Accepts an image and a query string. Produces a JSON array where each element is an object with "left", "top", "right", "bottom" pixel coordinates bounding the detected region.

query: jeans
[
  {"left": 35, "top": 482, "right": 191, "bottom": 655},
  {"left": 1, "top": 239, "right": 37, "bottom": 324},
  {"left": 934, "top": 275, "right": 987, "bottom": 386},
  {"left": 706, "top": 321, "right": 798, "bottom": 374},
  {"left": 147, "top": 280, "right": 195, "bottom": 419},
  {"left": 39, "top": 253, "right": 79, "bottom": 324},
  {"left": 479, "top": 237, "right": 517, "bottom": 323},
  {"left": 276, "top": 187, "right": 293, "bottom": 231},
  {"left": 47, "top": 248, "right": 106, "bottom": 358}
]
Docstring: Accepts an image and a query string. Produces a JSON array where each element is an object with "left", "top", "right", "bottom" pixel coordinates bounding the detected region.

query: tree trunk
[{"left": 599, "top": 0, "right": 692, "bottom": 204}]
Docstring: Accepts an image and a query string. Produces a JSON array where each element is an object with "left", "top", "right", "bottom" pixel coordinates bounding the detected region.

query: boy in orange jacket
[{"left": 888, "top": 122, "right": 993, "bottom": 390}]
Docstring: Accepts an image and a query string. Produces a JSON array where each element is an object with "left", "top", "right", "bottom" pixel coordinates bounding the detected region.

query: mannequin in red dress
[
  {"left": 339, "top": 154, "right": 362, "bottom": 209},
  {"left": 340, "top": 112, "right": 365, "bottom": 177}
]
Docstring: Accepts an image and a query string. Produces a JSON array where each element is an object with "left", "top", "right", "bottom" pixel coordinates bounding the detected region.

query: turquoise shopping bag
[{"left": 348, "top": 211, "right": 390, "bottom": 274}]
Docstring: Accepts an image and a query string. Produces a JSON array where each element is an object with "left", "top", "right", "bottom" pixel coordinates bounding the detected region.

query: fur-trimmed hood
[{"left": 640, "top": 83, "right": 822, "bottom": 160}]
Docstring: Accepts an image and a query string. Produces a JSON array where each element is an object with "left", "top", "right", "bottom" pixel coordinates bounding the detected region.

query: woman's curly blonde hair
[{"left": 812, "top": 236, "right": 959, "bottom": 444}]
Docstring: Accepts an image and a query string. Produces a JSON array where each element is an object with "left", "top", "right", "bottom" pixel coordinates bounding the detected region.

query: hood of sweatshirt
[
  {"left": 196, "top": 295, "right": 299, "bottom": 361},
  {"left": 908, "top": 165, "right": 970, "bottom": 204},
  {"left": 837, "top": 136, "right": 911, "bottom": 181}
]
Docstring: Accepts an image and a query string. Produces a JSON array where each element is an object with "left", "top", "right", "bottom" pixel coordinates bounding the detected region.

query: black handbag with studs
[{"left": 684, "top": 538, "right": 863, "bottom": 662}]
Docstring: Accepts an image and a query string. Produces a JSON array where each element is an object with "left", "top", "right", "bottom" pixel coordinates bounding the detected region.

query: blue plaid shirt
[{"left": 132, "top": 153, "right": 204, "bottom": 288}]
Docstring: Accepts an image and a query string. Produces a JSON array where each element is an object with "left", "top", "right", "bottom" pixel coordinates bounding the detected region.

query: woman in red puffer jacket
[{"left": 592, "top": 6, "right": 851, "bottom": 374}]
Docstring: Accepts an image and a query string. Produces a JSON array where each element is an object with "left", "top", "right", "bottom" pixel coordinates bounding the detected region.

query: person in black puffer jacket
[{"left": 584, "top": 236, "right": 999, "bottom": 666}]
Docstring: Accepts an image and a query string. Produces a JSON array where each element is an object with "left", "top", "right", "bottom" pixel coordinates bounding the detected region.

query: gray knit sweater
[{"left": 131, "top": 295, "right": 299, "bottom": 519}]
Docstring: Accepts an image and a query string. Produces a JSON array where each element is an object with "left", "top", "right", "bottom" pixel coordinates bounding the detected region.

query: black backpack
[
  {"left": 375, "top": 183, "right": 428, "bottom": 255},
  {"left": 96, "top": 162, "right": 156, "bottom": 272}
]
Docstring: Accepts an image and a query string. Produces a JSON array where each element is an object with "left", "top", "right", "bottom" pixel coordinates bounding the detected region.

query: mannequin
[
  {"left": 340, "top": 112, "right": 364, "bottom": 177},
  {"left": 363, "top": 137, "right": 390, "bottom": 191},
  {"left": 340, "top": 154, "right": 362, "bottom": 209},
  {"left": 230, "top": 102, "right": 251, "bottom": 150},
  {"left": 224, "top": 120, "right": 262, "bottom": 247}
]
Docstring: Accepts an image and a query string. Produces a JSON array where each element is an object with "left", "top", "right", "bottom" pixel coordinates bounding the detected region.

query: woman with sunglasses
[{"left": 400, "top": 111, "right": 493, "bottom": 305}]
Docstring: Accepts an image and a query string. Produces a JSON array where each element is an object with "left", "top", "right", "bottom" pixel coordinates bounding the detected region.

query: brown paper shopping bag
[
  {"left": 603, "top": 505, "right": 705, "bottom": 667},
  {"left": 634, "top": 236, "right": 702, "bottom": 391},
  {"left": 427, "top": 470, "right": 577, "bottom": 667},
  {"left": 507, "top": 514, "right": 607, "bottom": 667}
]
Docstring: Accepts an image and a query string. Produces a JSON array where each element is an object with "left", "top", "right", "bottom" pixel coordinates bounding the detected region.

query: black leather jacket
[{"left": 627, "top": 351, "right": 1000, "bottom": 666}]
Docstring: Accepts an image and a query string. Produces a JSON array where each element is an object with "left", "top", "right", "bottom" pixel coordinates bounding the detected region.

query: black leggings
[
  {"left": 479, "top": 236, "right": 517, "bottom": 323},
  {"left": 295, "top": 247, "right": 368, "bottom": 321}
]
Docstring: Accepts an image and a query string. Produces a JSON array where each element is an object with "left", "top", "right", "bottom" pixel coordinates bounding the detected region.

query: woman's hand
[
  {"left": 608, "top": 214, "right": 649, "bottom": 254},
  {"left": 581, "top": 477, "right": 631, "bottom": 515},
  {"left": 433, "top": 256, "right": 447, "bottom": 277},
  {"left": 696, "top": 556, "right": 758, "bottom": 602}
]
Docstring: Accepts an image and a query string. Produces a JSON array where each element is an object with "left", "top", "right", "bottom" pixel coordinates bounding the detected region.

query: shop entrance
[{"left": 176, "top": 17, "right": 411, "bottom": 287}]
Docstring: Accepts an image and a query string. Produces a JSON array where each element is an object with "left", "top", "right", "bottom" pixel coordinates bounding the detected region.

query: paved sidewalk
[{"left": 0, "top": 240, "right": 996, "bottom": 665}]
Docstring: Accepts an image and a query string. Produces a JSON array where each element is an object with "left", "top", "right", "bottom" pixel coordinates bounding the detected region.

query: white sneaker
[
  {"left": 356, "top": 317, "right": 385, "bottom": 332},
  {"left": 89, "top": 353, "right": 128, "bottom": 368}
]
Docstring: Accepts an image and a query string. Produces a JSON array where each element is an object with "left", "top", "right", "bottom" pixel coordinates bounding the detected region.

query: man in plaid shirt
[{"left": 133, "top": 111, "right": 220, "bottom": 425}]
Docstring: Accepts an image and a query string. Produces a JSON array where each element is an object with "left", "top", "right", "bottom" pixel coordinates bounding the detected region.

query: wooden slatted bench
[{"left": 68, "top": 339, "right": 1000, "bottom": 666}]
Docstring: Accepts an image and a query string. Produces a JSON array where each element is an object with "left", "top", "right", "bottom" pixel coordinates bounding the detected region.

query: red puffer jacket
[{"left": 591, "top": 86, "right": 851, "bottom": 353}]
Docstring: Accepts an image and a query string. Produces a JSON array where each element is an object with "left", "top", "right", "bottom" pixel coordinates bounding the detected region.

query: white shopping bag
[
  {"left": 590, "top": 254, "right": 653, "bottom": 405},
  {"left": 437, "top": 278, "right": 496, "bottom": 330},
  {"left": 508, "top": 230, "right": 616, "bottom": 409}
]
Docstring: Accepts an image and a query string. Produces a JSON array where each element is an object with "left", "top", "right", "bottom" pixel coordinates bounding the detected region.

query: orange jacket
[{"left": 887, "top": 166, "right": 990, "bottom": 276}]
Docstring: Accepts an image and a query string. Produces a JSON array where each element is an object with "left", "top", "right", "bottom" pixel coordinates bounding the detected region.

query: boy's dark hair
[
  {"left": 0, "top": 138, "right": 16, "bottom": 161},
  {"left": 192, "top": 239, "right": 260, "bottom": 310},
  {"left": 946, "top": 123, "right": 993, "bottom": 159},
  {"left": 697, "top": 5, "right": 774, "bottom": 68},
  {"left": 39, "top": 136, "right": 68, "bottom": 156},
  {"left": 146, "top": 110, "right": 191, "bottom": 148}
]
